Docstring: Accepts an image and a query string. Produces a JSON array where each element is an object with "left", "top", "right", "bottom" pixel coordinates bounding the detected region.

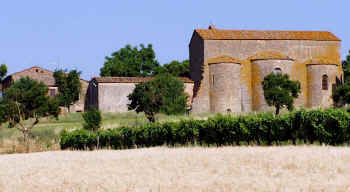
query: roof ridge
[{"left": 194, "top": 28, "right": 340, "bottom": 41}]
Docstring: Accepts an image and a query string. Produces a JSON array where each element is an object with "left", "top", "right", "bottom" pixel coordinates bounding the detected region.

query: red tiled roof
[
  {"left": 93, "top": 77, "right": 194, "bottom": 83},
  {"left": 194, "top": 26, "right": 340, "bottom": 41}
]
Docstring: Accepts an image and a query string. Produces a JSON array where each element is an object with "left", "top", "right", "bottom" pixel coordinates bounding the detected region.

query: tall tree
[
  {"left": 128, "top": 73, "right": 188, "bottom": 122},
  {"left": 0, "top": 77, "right": 60, "bottom": 152},
  {"left": 100, "top": 44, "right": 160, "bottom": 77},
  {"left": 0, "top": 64, "right": 7, "bottom": 82},
  {"left": 53, "top": 69, "right": 82, "bottom": 112},
  {"left": 343, "top": 50, "right": 350, "bottom": 83},
  {"left": 155, "top": 60, "right": 190, "bottom": 78},
  {"left": 332, "top": 83, "right": 350, "bottom": 107},
  {"left": 262, "top": 73, "right": 301, "bottom": 115}
]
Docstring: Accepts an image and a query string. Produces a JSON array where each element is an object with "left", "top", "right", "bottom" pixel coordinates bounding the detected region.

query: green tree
[
  {"left": 342, "top": 50, "right": 350, "bottom": 83},
  {"left": 332, "top": 83, "right": 350, "bottom": 107},
  {"left": 82, "top": 106, "right": 102, "bottom": 132},
  {"left": 100, "top": 44, "right": 160, "bottom": 77},
  {"left": 262, "top": 73, "right": 301, "bottom": 115},
  {"left": 0, "top": 64, "right": 7, "bottom": 82},
  {"left": 53, "top": 69, "right": 82, "bottom": 112},
  {"left": 156, "top": 60, "right": 190, "bottom": 78},
  {"left": 128, "top": 73, "right": 188, "bottom": 122},
  {"left": 0, "top": 77, "right": 60, "bottom": 152}
]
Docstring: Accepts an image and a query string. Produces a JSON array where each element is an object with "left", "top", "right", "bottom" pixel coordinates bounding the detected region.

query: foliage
[
  {"left": 82, "top": 106, "right": 102, "bottom": 132},
  {"left": 53, "top": 69, "right": 82, "bottom": 112},
  {"left": 332, "top": 82, "right": 350, "bottom": 107},
  {"left": 0, "top": 64, "right": 7, "bottom": 82},
  {"left": 128, "top": 73, "right": 188, "bottom": 122},
  {"left": 262, "top": 73, "right": 301, "bottom": 114},
  {"left": 155, "top": 60, "right": 190, "bottom": 78},
  {"left": 60, "top": 108, "right": 350, "bottom": 150},
  {"left": 0, "top": 77, "right": 60, "bottom": 152},
  {"left": 100, "top": 44, "right": 160, "bottom": 77},
  {"left": 342, "top": 50, "right": 350, "bottom": 83}
]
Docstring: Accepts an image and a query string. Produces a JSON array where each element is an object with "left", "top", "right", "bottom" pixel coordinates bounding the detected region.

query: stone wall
[
  {"left": 251, "top": 59, "right": 294, "bottom": 111},
  {"left": 209, "top": 63, "right": 241, "bottom": 113},
  {"left": 307, "top": 64, "right": 338, "bottom": 108},
  {"left": 70, "top": 80, "right": 89, "bottom": 112},
  {"left": 98, "top": 83, "right": 136, "bottom": 112},
  {"left": 190, "top": 39, "right": 342, "bottom": 114},
  {"left": 96, "top": 82, "right": 194, "bottom": 113},
  {"left": 189, "top": 32, "right": 210, "bottom": 114}
]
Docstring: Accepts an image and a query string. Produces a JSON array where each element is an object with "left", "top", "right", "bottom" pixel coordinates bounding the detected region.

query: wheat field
[{"left": 1, "top": 146, "right": 350, "bottom": 192}]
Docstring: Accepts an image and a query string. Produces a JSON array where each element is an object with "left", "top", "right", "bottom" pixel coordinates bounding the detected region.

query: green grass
[
  {"left": 0, "top": 111, "right": 214, "bottom": 154},
  {"left": 0, "top": 112, "right": 213, "bottom": 140}
]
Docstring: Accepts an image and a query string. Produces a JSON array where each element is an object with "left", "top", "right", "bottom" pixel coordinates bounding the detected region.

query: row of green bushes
[{"left": 60, "top": 108, "right": 350, "bottom": 150}]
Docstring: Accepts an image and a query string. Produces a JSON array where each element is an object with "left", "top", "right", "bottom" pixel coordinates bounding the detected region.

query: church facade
[{"left": 189, "top": 25, "right": 343, "bottom": 114}]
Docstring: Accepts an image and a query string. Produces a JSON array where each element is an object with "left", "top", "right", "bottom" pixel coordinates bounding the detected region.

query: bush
[
  {"left": 60, "top": 108, "right": 350, "bottom": 150},
  {"left": 82, "top": 106, "right": 102, "bottom": 132}
]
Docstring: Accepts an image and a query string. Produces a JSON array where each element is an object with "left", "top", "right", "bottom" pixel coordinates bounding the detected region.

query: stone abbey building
[
  {"left": 189, "top": 25, "right": 343, "bottom": 114},
  {"left": 2, "top": 26, "right": 343, "bottom": 114}
]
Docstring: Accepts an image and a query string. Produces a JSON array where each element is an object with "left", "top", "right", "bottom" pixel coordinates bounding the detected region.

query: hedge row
[{"left": 60, "top": 108, "right": 350, "bottom": 150}]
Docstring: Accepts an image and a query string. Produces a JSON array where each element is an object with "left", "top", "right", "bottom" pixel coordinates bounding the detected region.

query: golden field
[{"left": 1, "top": 146, "right": 350, "bottom": 192}]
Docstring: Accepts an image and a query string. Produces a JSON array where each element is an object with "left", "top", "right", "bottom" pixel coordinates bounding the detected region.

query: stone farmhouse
[
  {"left": 2, "top": 66, "right": 88, "bottom": 112},
  {"left": 189, "top": 25, "right": 343, "bottom": 114},
  {"left": 86, "top": 77, "right": 194, "bottom": 113}
]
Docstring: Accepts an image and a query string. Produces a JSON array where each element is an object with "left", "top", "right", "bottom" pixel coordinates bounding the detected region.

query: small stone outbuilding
[
  {"left": 189, "top": 25, "right": 343, "bottom": 114},
  {"left": 2, "top": 66, "right": 88, "bottom": 112},
  {"left": 86, "top": 77, "right": 194, "bottom": 113}
]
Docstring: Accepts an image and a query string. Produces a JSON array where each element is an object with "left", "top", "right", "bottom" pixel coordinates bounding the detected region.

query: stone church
[{"left": 189, "top": 25, "right": 343, "bottom": 114}]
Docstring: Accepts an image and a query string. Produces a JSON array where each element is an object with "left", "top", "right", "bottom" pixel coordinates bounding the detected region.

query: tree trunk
[
  {"left": 23, "top": 130, "right": 30, "bottom": 153},
  {"left": 276, "top": 107, "right": 280, "bottom": 115},
  {"left": 97, "top": 135, "right": 100, "bottom": 150}
]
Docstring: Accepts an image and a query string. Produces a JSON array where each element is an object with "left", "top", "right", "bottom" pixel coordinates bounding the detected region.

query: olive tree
[
  {"left": 0, "top": 77, "right": 60, "bottom": 152},
  {"left": 262, "top": 73, "right": 301, "bottom": 115},
  {"left": 128, "top": 73, "right": 188, "bottom": 122}
]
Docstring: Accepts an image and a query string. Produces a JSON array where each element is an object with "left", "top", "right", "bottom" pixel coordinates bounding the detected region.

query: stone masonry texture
[{"left": 190, "top": 26, "right": 342, "bottom": 114}]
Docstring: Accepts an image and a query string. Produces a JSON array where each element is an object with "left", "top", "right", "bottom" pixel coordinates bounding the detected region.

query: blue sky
[{"left": 0, "top": 0, "right": 348, "bottom": 79}]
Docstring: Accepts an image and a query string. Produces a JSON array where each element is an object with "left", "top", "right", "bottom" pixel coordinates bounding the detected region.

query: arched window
[
  {"left": 322, "top": 74, "right": 328, "bottom": 90},
  {"left": 273, "top": 67, "right": 282, "bottom": 74}
]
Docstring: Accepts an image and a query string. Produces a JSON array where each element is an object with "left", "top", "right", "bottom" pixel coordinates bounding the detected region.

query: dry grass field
[{"left": 1, "top": 146, "right": 350, "bottom": 192}]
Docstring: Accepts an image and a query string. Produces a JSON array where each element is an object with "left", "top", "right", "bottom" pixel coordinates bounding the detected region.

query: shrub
[
  {"left": 60, "top": 108, "right": 350, "bottom": 150},
  {"left": 82, "top": 106, "right": 102, "bottom": 132}
]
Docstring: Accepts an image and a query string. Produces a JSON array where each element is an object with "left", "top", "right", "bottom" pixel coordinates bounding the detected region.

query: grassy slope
[
  {"left": 0, "top": 146, "right": 349, "bottom": 192},
  {"left": 0, "top": 112, "right": 213, "bottom": 153}
]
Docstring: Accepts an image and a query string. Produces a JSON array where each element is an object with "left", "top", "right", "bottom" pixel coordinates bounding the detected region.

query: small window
[
  {"left": 273, "top": 67, "right": 282, "bottom": 75},
  {"left": 35, "top": 69, "right": 39, "bottom": 72},
  {"left": 49, "top": 89, "right": 56, "bottom": 97},
  {"left": 322, "top": 75, "right": 328, "bottom": 90}
]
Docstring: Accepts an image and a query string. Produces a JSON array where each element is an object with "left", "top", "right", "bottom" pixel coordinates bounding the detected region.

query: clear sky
[{"left": 1, "top": 0, "right": 348, "bottom": 79}]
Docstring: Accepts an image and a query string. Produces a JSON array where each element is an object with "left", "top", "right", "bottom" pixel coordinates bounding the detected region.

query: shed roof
[
  {"left": 93, "top": 77, "right": 194, "bottom": 83},
  {"left": 194, "top": 26, "right": 340, "bottom": 41}
]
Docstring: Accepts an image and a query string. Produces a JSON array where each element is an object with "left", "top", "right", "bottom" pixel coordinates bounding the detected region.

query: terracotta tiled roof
[
  {"left": 93, "top": 77, "right": 194, "bottom": 83},
  {"left": 194, "top": 26, "right": 340, "bottom": 41}
]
